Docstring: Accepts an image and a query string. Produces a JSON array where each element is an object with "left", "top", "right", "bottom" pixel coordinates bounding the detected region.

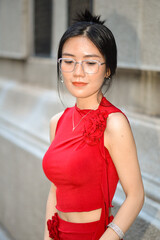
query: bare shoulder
[
  {"left": 106, "top": 112, "right": 130, "bottom": 133},
  {"left": 104, "top": 112, "right": 133, "bottom": 149},
  {"left": 50, "top": 111, "right": 64, "bottom": 127},
  {"left": 49, "top": 111, "right": 64, "bottom": 142}
]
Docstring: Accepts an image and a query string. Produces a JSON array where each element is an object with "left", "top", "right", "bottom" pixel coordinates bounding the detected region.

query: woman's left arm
[{"left": 100, "top": 112, "right": 145, "bottom": 240}]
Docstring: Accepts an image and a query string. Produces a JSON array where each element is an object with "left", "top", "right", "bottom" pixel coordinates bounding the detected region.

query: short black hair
[{"left": 57, "top": 10, "right": 117, "bottom": 93}]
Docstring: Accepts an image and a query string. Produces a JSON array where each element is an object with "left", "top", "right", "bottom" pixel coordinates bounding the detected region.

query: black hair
[{"left": 57, "top": 10, "right": 117, "bottom": 96}]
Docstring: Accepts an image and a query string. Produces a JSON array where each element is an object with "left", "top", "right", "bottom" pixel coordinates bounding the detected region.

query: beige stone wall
[
  {"left": 0, "top": 79, "right": 64, "bottom": 240},
  {"left": 94, "top": 0, "right": 160, "bottom": 70},
  {"left": 0, "top": 0, "right": 159, "bottom": 115},
  {"left": 0, "top": 0, "right": 29, "bottom": 59},
  {"left": 0, "top": 135, "right": 48, "bottom": 240},
  {"left": 0, "top": 1, "right": 160, "bottom": 239},
  {"left": 108, "top": 68, "right": 160, "bottom": 116}
]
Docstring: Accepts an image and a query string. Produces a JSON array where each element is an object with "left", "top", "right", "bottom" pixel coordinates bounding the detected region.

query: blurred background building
[{"left": 0, "top": 0, "right": 160, "bottom": 239}]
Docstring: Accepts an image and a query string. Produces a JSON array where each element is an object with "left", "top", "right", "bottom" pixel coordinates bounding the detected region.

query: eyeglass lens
[{"left": 59, "top": 59, "right": 99, "bottom": 73}]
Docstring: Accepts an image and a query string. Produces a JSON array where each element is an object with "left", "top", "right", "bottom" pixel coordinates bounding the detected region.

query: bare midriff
[{"left": 57, "top": 207, "right": 112, "bottom": 223}]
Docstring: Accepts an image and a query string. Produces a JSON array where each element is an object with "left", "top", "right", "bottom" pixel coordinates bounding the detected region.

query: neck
[{"left": 76, "top": 92, "right": 103, "bottom": 110}]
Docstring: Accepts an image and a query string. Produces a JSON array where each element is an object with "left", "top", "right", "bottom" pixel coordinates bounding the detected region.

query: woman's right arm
[{"left": 44, "top": 112, "right": 64, "bottom": 240}]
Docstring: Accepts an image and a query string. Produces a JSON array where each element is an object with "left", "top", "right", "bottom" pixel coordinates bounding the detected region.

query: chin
[
  {"left": 65, "top": 84, "right": 101, "bottom": 99},
  {"left": 70, "top": 90, "right": 99, "bottom": 100},
  {"left": 70, "top": 92, "right": 89, "bottom": 99},
  {"left": 65, "top": 87, "right": 86, "bottom": 98}
]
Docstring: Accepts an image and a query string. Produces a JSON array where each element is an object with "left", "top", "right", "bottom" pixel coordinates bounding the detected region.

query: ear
[{"left": 105, "top": 68, "right": 111, "bottom": 78}]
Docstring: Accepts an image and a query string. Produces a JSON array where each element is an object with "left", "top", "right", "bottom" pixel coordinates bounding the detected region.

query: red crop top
[{"left": 42, "top": 96, "right": 126, "bottom": 213}]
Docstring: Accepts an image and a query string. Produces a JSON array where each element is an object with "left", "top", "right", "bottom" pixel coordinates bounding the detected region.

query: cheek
[
  {"left": 91, "top": 73, "right": 105, "bottom": 87},
  {"left": 63, "top": 75, "right": 76, "bottom": 94},
  {"left": 62, "top": 72, "right": 105, "bottom": 93},
  {"left": 63, "top": 76, "right": 72, "bottom": 87}
]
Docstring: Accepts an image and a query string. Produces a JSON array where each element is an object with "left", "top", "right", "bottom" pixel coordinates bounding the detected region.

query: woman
[{"left": 43, "top": 10, "right": 144, "bottom": 240}]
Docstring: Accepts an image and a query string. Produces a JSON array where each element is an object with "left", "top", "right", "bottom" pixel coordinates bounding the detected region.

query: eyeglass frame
[{"left": 58, "top": 58, "right": 106, "bottom": 74}]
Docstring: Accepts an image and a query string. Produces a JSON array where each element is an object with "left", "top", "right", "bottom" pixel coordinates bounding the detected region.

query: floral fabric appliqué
[
  {"left": 83, "top": 109, "right": 108, "bottom": 145},
  {"left": 47, "top": 212, "right": 59, "bottom": 240}
]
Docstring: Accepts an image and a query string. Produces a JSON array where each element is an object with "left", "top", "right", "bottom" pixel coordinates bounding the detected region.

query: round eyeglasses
[{"left": 58, "top": 58, "right": 106, "bottom": 74}]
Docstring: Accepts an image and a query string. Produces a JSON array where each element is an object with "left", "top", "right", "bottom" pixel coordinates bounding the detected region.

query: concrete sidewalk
[
  {"left": 0, "top": 225, "right": 14, "bottom": 240},
  {"left": 112, "top": 204, "right": 160, "bottom": 240},
  {"left": 125, "top": 216, "right": 160, "bottom": 240}
]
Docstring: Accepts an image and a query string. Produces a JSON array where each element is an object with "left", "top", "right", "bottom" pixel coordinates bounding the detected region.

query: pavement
[
  {"left": 125, "top": 217, "right": 160, "bottom": 240},
  {"left": 0, "top": 225, "right": 13, "bottom": 240},
  {"left": 113, "top": 205, "right": 160, "bottom": 240}
]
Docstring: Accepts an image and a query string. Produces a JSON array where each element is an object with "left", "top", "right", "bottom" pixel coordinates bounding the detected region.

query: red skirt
[{"left": 58, "top": 214, "right": 100, "bottom": 240}]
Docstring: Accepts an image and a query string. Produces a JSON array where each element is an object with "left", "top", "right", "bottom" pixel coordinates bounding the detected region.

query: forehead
[{"left": 62, "top": 36, "right": 103, "bottom": 58}]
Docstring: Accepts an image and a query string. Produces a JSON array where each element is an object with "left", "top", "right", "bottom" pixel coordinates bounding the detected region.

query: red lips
[{"left": 72, "top": 82, "right": 87, "bottom": 87}]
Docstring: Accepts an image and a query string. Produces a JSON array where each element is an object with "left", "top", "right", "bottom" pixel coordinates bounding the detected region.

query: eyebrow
[{"left": 62, "top": 53, "right": 101, "bottom": 58}]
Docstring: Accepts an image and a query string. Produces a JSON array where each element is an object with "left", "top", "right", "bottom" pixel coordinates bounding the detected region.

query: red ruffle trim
[
  {"left": 83, "top": 109, "right": 108, "bottom": 145},
  {"left": 47, "top": 212, "right": 59, "bottom": 240}
]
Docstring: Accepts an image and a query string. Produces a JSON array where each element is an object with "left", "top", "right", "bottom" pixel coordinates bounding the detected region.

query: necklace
[{"left": 72, "top": 103, "right": 99, "bottom": 131}]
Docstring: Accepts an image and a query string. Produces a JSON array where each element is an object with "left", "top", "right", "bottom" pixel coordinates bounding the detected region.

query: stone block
[
  {"left": 141, "top": 0, "right": 160, "bottom": 68},
  {"left": 0, "top": 0, "right": 28, "bottom": 59},
  {"left": 94, "top": 0, "right": 141, "bottom": 66},
  {"left": 107, "top": 68, "right": 160, "bottom": 116}
]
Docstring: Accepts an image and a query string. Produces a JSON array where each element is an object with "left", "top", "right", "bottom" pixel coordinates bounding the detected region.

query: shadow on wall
[{"left": 106, "top": 10, "right": 140, "bottom": 66}]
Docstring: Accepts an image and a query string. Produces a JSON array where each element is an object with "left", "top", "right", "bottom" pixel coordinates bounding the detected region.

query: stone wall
[
  {"left": 94, "top": 0, "right": 160, "bottom": 70},
  {"left": 0, "top": 79, "right": 63, "bottom": 240},
  {"left": 0, "top": 0, "right": 29, "bottom": 59},
  {"left": 0, "top": 0, "right": 160, "bottom": 239}
]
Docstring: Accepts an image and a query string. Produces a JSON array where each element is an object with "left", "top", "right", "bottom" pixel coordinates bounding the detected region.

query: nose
[{"left": 73, "top": 62, "right": 85, "bottom": 76}]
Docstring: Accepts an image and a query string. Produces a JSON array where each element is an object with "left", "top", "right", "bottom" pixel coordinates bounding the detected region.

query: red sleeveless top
[{"left": 42, "top": 96, "right": 125, "bottom": 213}]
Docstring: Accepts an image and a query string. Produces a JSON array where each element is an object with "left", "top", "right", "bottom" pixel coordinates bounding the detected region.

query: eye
[
  {"left": 85, "top": 61, "right": 97, "bottom": 65},
  {"left": 64, "top": 59, "right": 74, "bottom": 64}
]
